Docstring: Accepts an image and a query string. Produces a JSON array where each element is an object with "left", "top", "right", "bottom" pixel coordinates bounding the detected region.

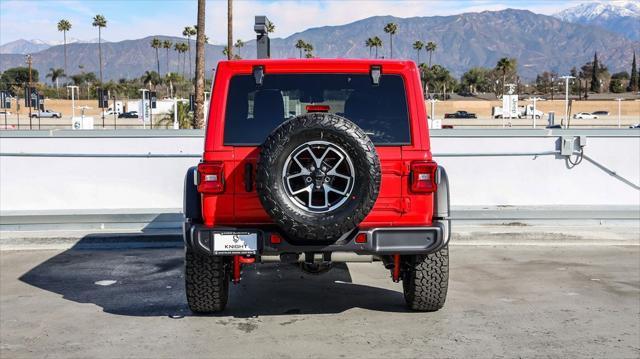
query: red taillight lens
[
  {"left": 410, "top": 161, "right": 438, "bottom": 193},
  {"left": 306, "top": 105, "right": 330, "bottom": 113},
  {"left": 355, "top": 233, "right": 367, "bottom": 243},
  {"left": 197, "top": 162, "right": 224, "bottom": 193},
  {"left": 270, "top": 233, "right": 282, "bottom": 244}
]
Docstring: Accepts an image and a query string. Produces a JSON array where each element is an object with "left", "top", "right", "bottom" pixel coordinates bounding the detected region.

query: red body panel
[{"left": 201, "top": 59, "right": 434, "bottom": 228}]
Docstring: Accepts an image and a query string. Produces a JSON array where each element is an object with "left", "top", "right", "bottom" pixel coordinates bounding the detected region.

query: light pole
[
  {"left": 527, "top": 97, "right": 544, "bottom": 128},
  {"left": 427, "top": 98, "right": 439, "bottom": 124},
  {"left": 615, "top": 98, "right": 623, "bottom": 128},
  {"left": 66, "top": 85, "right": 78, "bottom": 119},
  {"left": 560, "top": 75, "right": 575, "bottom": 128}
]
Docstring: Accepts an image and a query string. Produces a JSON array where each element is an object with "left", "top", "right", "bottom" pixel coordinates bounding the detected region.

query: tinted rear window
[{"left": 223, "top": 74, "right": 411, "bottom": 145}]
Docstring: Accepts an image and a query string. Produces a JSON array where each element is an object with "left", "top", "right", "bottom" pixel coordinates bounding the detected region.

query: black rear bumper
[{"left": 184, "top": 221, "right": 450, "bottom": 257}]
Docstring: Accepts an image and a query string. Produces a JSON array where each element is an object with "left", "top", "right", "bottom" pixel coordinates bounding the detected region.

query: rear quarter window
[{"left": 223, "top": 74, "right": 411, "bottom": 145}]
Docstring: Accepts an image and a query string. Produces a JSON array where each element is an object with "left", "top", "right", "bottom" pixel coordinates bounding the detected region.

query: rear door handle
[{"left": 244, "top": 163, "right": 253, "bottom": 192}]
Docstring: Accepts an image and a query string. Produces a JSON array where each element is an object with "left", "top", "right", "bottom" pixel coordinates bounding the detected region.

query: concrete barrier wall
[{"left": 1, "top": 129, "right": 639, "bottom": 213}]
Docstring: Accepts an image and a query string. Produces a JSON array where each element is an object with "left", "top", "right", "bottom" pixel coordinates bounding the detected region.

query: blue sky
[{"left": 0, "top": 0, "right": 592, "bottom": 45}]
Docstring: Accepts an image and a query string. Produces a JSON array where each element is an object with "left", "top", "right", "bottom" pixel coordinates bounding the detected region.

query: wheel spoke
[
  {"left": 324, "top": 183, "right": 348, "bottom": 196},
  {"left": 291, "top": 184, "right": 312, "bottom": 195}
]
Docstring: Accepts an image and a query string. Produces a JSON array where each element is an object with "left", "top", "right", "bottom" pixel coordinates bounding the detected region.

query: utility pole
[
  {"left": 560, "top": 75, "right": 575, "bottom": 129},
  {"left": 26, "top": 54, "right": 33, "bottom": 129}
]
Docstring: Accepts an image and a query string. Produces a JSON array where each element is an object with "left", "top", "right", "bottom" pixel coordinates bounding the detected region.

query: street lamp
[
  {"left": 559, "top": 75, "right": 575, "bottom": 128},
  {"left": 527, "top": 97, "right": 544, "bottom": 128},
  {"left": 66, "top": 85, "right": 79, "bottom": 119}
]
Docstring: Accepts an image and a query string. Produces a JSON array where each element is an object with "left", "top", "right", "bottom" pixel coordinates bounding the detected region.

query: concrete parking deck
[{"left": 1, "top": 243, "right": 638, "bottom": 358}]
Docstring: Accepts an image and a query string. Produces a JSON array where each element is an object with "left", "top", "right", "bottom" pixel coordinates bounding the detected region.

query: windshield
[{"left": 223, "top": 74, "right": 411, "bottom": 145}]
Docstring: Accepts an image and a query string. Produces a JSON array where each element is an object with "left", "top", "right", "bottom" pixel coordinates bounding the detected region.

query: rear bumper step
[{"left": 184, "top": 220, "right": 450, "bottom": 257}]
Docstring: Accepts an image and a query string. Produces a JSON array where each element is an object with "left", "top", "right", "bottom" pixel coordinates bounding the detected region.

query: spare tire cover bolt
[
  {"left": 305, "top": 177, "right": 312, "bottom": 183},
  {"left": 324, "top": 177, "right": 331, "bottom": 182}
]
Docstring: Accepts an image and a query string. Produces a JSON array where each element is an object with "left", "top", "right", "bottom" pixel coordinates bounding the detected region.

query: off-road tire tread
[
  {"left": 403, "top": 246, "right": 449, "bottom": 312},
  {"left": 257, "top": 113, "right": 381, "bottom": 241},
  {"left": 185, "top": 250, "right": 229, "bottom": 313}
]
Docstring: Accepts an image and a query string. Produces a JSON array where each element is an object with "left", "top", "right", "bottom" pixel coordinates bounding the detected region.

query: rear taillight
[
  {"left": 410, "top": 161, "right": 438, "bottom": 193},
  {"left": 197, "top": 162, "right": 225, "bottom": 193}
]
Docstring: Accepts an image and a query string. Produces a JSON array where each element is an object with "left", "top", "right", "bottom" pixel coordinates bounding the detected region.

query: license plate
[{"left": 213, "top": 232, "right": 258, "bottom": 254}]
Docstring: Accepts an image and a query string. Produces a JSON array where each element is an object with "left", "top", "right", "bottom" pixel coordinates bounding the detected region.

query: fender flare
[
  {"left": 183, "top": 166, "right": 201, "bottom": 248},
  {"left": 435, "top": 166, "right": 451, "bottom": 245}
]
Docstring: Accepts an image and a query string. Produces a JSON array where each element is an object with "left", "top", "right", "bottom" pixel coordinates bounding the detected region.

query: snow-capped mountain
[
  {"left": 0, "top": 38, "right": 108, "bottom": 54},
  {"left": 555, "top": 1, "right": 640, "bottom": 40}
]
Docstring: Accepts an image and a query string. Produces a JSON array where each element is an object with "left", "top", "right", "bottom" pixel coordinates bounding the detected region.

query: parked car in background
[
  {"left": 0, "top": 110, "right": 11, "bottom": 115},
  {"left": 592, "top": 111, "right": 609, "bottom": 116},
  {"left": 31, "top": 109, "right": 62, "bottom": 118},
  {"left": 573, "top": 112, "right": 599, "bottom": 120},
  {"left": 630, "top": 123, "right": 640, "bottom": 129},
  {"left": 445, "top": 110, "right": 477, "bottom": 119},
  {"left": 118, "top": 111, "right": 138, "bottom": 118}
]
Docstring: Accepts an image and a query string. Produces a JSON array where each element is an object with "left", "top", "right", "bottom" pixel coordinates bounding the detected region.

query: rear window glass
[{"left": 223, "top": 74, "right": 411, "bottom": 145}]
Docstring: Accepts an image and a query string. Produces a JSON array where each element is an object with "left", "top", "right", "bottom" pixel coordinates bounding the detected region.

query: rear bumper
[{"left": 184, "top": 220, "right": 450, "bottom": 257}]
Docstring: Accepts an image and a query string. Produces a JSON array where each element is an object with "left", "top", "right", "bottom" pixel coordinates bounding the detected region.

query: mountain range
[
  {"left": 554, "top": 0, "right": 640, "bottom": 41},
  {"left": 1, "top": 7, "right": 638, "bottom": 82}
]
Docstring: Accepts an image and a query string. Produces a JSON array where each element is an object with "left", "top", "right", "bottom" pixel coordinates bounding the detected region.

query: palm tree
[
  {"left": 304, "top": 43, "right": 314, "bottom": 58},
  {"left": 227, "top": 0, "right": 233, "bottom": 60},
  {"left": 158, "top": 101, "right": 193, "bottom": 129},
  {"left": 46, "top": 68, "right": 65, "bottom": 97},
  {"left": 162, "top": 40, "right": 173, "bottom": 74},
  {"left": 383, "top": 23, "right": 398, "bottom": 58},
  {"left": 372, "top": 36, "right": 382, "bottom": 59},
  {"left": 266, "top": 20, "right": 275, "bottom": 33},
  {"left": 151, "top": 38, "right": 162, "bottom": 77},
  {"left": 413, "top": 40, "right": 424, "bottom": 64},
  {"left": 182, "top": 26, "right": 196, "bottom": 81},
  {"left": 194, "top": 0, "right": 207, "bottom": 128},
  {"left": 92, "top": 15, "right": 107, "bottom": 84},
  {"left": 234, "top": 39, "right": 245, "bottom": 59},
  {"left": 141, "top": 70, "right": 160, "bottom": 88},
  {"left": 495, "top": 57, "right": 517, "bottom": 96},
  {"left": 57, "top": 19, "right": 72, "bottom": 76},
  {"left": 174, "top": 43, "right": 187, "bottom": 77},
  {"left": 426, "top": 41, "right": 437, "bottom": 67},
  {"left": 365, "top": 38, "right": 373, "bottom": 58},
  {"left": 295, "top": 40, "right": 306, "bottom": 58}
]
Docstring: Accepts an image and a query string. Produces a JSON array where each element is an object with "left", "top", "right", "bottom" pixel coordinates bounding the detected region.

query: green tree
[
  {"left": 365, "top": 38, "right": 374, "bottom": 58},
  {"left": 151, "top": 38, "right": 162, "bottom": 77},
  {"left": 0, "top": 67, "right": 39, "bottom": 94},
  {"left": 266, "top": 20, "right": 276, "bottom": 33},
  {"left": 383, "top": 23, "right": 398, "bottom": 58},
  {"left": 163, "top": 40, "right": 173, "bottom": 74},
  {"left": 628, "top": 51, "right": 638, "bottom": 92},
  {"left": 57, "top": 19, "right": 72, "bottom": 76},
  {"left": 141, "top": 70, "right": 161, "bottom": 88},
  {"left": 461, "top": 67, "right": 491, "bottom": 93},
  {"left": 194, "top": 0, "right": 207, "bottom": 128},
  {"left": 421, "top": 64, "right": 456, "bottom": 99},
  {"left": 425, "top": 41, "right": 437, "bottom": 67},
  {"left": 158, "top": 101, "right": 193, "bottom": 129},
  {"left": 610, "top": 71, "right": 629, "bottom": 93},
  {"left": 183, "top": 26, "right": 197, "bottom": 81},
  {"left": 412, "top": 40, "right": 424, "bottom": 64},
  {"left": 495, "top": 57, "right": 517, "bottom": 96},
  {"left": 92, "top": 14, "right": 107, "bottom": 84},
  {"left": 590, "top": 52, "right": 600, "bottom": 92},
  {"left": 295, "top": 40, "right": 306, "bottom": 58},
  {"left": 46, "top": 68, "right": 65, "bottom": 96},
  {"left": 372, "top": 36, "right": 382, "bottom": 59},
  {"left": 234, "top": 39, "right": 245, "bottom": 59},
  {"left": 304, "top": 42, "right": 314, "bottom": 58}
]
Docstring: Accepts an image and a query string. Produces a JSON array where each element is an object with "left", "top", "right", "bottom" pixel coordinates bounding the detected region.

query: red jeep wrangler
[{"left": 183, "top": 59, "right": 450, "bottom": 313}]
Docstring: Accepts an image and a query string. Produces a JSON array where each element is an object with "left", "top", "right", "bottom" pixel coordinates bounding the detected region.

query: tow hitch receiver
[{"left": 233, "top": 255, "right": 255, "bottom": 284}]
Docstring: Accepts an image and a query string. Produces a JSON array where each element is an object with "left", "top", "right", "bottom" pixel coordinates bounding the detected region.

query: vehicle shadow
[{"left": 19, "top": 236, "right": 408, "bottom": 318}]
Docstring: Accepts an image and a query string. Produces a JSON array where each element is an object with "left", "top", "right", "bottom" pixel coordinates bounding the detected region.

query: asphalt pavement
[{"left": 1, "top": 243, "right": 638, "bottom": 358}]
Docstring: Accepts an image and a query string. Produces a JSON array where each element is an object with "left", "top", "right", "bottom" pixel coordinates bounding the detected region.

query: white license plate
[{"left": 213, "top": 232, "right": 258, "bottom": 254}]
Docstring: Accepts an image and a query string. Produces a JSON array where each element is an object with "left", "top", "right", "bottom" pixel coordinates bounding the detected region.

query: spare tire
[{"left": 256, "top": 113, "right": 381, "bottom": 242}]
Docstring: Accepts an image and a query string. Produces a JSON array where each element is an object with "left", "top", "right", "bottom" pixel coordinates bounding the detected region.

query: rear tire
[
  {"left": 402, "top": 246, "right": 449, "bottom": 312},
  {"left": 185, "top": 250, "right": 229, "bottom": 313}
]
